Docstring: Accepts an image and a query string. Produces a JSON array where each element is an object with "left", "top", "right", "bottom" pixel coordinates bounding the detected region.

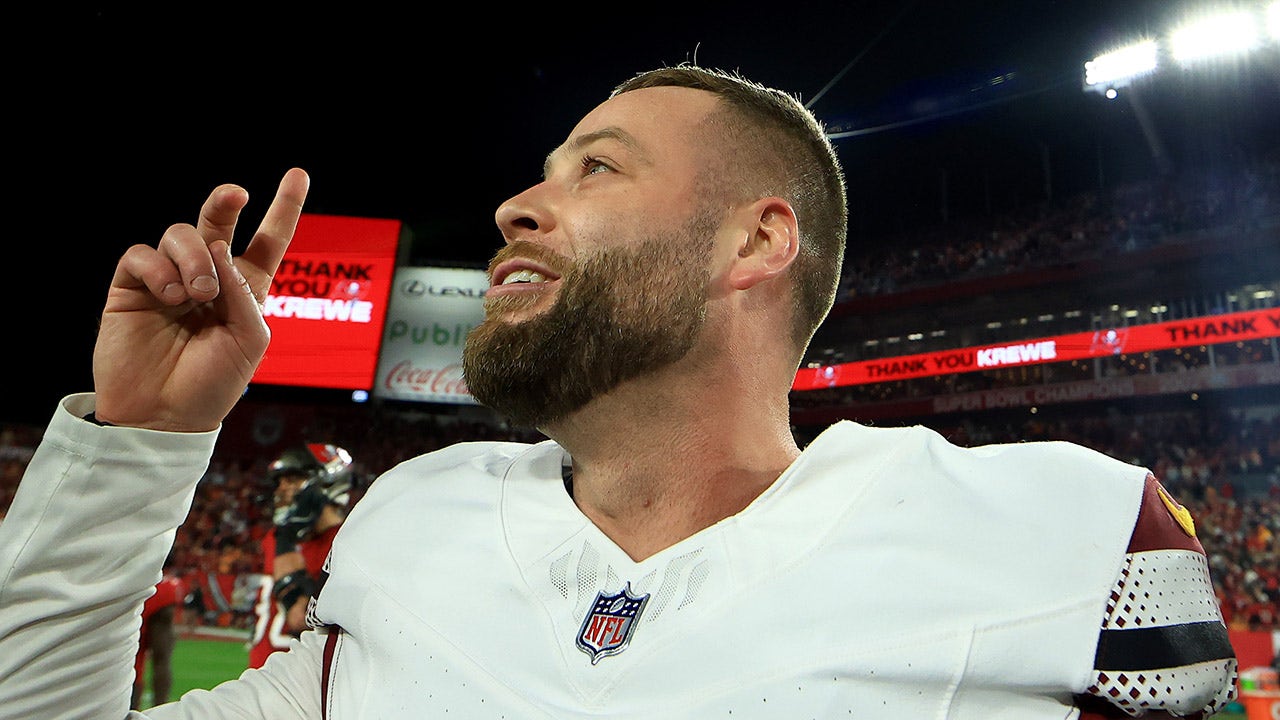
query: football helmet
[{"left": 268, "top": 443, "right": 355, "bottom": 510}]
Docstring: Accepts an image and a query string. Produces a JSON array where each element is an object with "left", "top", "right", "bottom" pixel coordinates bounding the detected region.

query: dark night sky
[{"left": 8, "top": 2, "right": 1277, "bottom": 424}]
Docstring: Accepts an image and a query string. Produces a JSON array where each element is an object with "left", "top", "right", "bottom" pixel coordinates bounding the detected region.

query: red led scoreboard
[{"left": 251, "top": 213, "right": 403, "bottom": 392}]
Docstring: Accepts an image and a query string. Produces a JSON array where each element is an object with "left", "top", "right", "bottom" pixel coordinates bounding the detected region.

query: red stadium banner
[
  {"left": 793, "top": 308, "right": 1280, "bottom": 391},
  {"left": 791, "top": 363, "right": 1280, "bottom": 424}
]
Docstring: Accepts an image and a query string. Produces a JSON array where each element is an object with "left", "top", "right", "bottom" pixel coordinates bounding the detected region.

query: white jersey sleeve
[
  {"left": 0, "top": 394, "right": 324, "bottom": 720},
  {"left": 1078, "top": 473, "right": 1238, "bottom": 719}
]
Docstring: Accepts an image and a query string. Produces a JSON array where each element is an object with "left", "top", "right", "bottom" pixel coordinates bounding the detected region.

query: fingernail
[
  {"left": 162, "top": 282, "right": 185, "bottom": 300},
  {"left": 191, "top": 275, "right": 218, "bottom": 293}
]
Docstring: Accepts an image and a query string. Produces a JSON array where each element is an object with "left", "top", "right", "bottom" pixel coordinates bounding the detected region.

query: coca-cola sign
[{"left": 382, "top": 361, "right": 470, "bottom": 398}]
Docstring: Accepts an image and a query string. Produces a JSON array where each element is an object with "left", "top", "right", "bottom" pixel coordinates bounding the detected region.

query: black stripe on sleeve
[{"left": 1094, "top": 621, "right": 1236, "bottom": 671}]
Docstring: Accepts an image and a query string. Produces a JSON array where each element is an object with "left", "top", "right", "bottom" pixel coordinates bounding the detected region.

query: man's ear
[{"left": 729, "top": 197, "right": 799, "bottom": 290}]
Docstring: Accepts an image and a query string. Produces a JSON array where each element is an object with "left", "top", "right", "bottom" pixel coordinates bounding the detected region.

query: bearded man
[{"left": 0, "top": 64, "right": 1236, "bottom": 719}]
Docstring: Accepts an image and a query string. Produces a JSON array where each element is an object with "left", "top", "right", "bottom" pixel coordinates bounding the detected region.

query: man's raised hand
[{"left": 92, "top": 168, "right": 310, "bottom": 432}]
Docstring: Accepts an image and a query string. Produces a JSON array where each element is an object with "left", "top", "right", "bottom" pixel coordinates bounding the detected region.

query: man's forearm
[{"left": 0, "top": 393, "right": 217, "bottom": 719}]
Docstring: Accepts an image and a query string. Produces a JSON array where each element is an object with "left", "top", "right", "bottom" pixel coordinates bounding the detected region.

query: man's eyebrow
[{"left": 542, "top": 126, "right": 648, "bottom": 179}]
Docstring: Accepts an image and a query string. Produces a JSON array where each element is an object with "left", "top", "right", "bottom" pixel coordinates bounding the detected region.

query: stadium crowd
[{"left": 839, "top": 150, "right": 1279, "bottom": 300}]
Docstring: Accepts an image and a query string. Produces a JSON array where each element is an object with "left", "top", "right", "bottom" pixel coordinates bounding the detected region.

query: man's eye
[{"left": 579, "top": 155, "right": 611, "bottom": 175}]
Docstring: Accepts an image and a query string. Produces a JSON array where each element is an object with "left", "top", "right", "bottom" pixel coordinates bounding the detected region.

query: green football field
[
  {"left": 139, "top": 637, "right": 1252, "bottom": 719},
  {"left": 136, "top": 636, "right": 249, "bottom": 709}
]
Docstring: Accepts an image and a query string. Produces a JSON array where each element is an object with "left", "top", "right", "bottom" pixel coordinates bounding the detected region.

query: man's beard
[{"left": 462, "top": 216, "right": 715, "bottom": 430}]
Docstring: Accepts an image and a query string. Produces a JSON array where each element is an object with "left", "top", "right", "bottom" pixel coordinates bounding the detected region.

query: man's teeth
[{"left": 502, "top": 269, "right": 547, "bottom": 285}]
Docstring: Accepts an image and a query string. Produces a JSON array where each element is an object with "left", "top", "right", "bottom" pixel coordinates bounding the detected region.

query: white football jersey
[{"left": 309, "top": 420, "right": 1234, "bottom": 718}]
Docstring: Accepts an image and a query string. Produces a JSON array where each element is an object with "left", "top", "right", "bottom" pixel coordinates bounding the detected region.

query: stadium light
[
  {"left": 1083, "top": 3, "right": 1280, "bottom": 97},
  {"left": 1084, "top": 40, "right": 1159, "bottom": 93},
  {"left": 1170, "top": 9, "right": 1261, "bottom": 65}
]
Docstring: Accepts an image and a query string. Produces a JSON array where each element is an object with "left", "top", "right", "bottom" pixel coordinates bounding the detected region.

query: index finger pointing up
[{"left": 235, "top": 168, "right": 311, "bottom": 304}]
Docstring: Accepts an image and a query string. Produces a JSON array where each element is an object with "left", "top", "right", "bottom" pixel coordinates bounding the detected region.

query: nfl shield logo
[{"left": 576, "top": 583, "right": 650, "bottom": 665}]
